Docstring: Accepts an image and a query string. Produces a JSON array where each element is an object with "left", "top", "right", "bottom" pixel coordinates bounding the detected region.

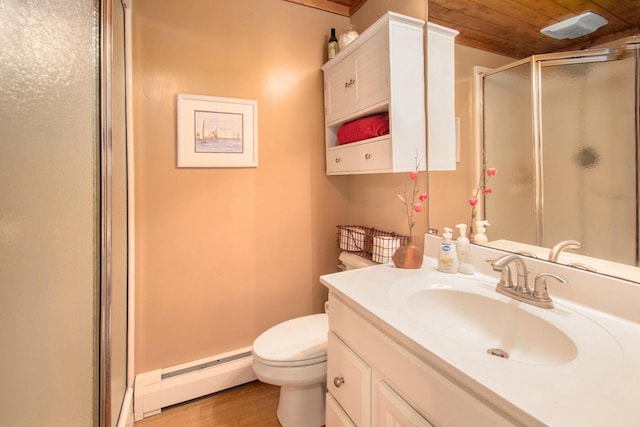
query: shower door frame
[{"left": 100, "top": 0, "right": 134, "bottom": 425}]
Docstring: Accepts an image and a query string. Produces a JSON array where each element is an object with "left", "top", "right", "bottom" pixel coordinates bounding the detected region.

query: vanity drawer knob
[
  {"left": 333, "top": 376, "right": 345, "bottom": 388},
  {"left": 364, "top": 153, "right": 371, "bottom": 160}
]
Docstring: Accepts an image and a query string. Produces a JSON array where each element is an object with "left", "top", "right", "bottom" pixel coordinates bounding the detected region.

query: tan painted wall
[
  {"left": 133, "top": 0, "right": 351, "bottom": 373},
  {"left": 428, "top": 44, "right": 514, "bottom": 236}
]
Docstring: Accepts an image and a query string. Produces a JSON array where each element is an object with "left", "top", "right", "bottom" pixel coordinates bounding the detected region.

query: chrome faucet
[
  {"left": 491, "top": 254, "right": 530, "bottom": 294},
  {"left": 490, "top": 254, "right": 566, "bottom": 309},
  {"left": 548, "top": 240, "right": 581, "bottom": 262}
]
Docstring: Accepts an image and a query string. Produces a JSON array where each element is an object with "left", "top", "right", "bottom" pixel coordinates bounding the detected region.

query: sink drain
[{"left": 487, "top": 348, "right": 509, "bottom": 359}]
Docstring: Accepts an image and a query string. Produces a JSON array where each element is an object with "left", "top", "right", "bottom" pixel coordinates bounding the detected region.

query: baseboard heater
[{"left": 134, "top": 346, "right": 257, "bottom": 421}]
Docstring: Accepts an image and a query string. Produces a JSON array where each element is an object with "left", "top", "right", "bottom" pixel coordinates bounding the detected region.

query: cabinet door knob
[
  {"left": 364, "top": 153, "right": 371, "bottom": 159},
  {"left": 333, "top": 376, "right": 345, "bottom": 387},
  {"left": 335, "top": 157, "right": 341, "bottom": 163},
  {"left": 344, "top": 78, "right": 356, "bottom": 88}
]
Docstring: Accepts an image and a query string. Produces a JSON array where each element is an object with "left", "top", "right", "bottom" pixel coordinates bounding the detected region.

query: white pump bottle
[
  {"left": 437, "top": 227, "right": 458, "bottom": 274},
  {"left": 455, "top": 224, "right": 474, "bottom": 274},
  {"left": 474, "top": 220, "right": 490, "bottom": 244}
]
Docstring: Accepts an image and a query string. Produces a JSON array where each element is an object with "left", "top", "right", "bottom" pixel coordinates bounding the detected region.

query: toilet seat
[{"left": 252, "top": 313, "right": 328, "bottom": 366}]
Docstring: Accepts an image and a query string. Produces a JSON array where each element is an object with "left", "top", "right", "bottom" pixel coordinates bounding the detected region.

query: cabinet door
[
  {"left": 325, "top": 57, "right": 355, "bottom": 124},
  {"left": 352, "top": 30, "right": 389, "bottom": 115},
  {"left": 376, "top": 382, "right": 434, "bottom": 427},
  {"left": 326, "top": 393, "right": 357, "bottom": 427},
  {"left": 327, "top": 332, "right": 371, "bottom": 427}
]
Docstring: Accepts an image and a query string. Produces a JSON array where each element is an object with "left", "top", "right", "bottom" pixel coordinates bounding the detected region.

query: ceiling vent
[{"left": 540, "top": 11, "right": 608, "bottom": 40}]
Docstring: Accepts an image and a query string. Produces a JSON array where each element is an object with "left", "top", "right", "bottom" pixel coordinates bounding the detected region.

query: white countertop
[{"left": 320, "top": 257, "right": 640, "bottom": 426}]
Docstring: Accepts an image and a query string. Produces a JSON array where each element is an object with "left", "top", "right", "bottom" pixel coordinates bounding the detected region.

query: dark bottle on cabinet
[{"left": 328, "top": 28, "right": 338, "bottom": 60}]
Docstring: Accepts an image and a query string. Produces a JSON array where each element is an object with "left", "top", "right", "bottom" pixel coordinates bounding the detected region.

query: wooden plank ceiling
[{"left": 286, "top": 0, "right": 640, "bottom": 58}]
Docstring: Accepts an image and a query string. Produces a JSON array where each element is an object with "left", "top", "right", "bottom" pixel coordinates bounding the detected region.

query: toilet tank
[{"left": 338, "top": 251, "right": 377, "bottom": 271}]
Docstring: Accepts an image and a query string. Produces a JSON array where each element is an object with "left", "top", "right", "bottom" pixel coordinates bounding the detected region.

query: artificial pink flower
[
  {"left": 398, "top": 158, "right": 425, "bottom": 239},
  {"left": 468, "top": 197, "right": 478, "bottom": 206},
  {"left": 482, "top": 188, "right": 493, "bottom": 195},
  {"left": 486, "top": 167, "right": 497, "bottom": 176}
]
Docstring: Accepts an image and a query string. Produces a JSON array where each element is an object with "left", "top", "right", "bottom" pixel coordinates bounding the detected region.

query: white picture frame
[{"left": 177, "top": 94, "right": 258, "bottom": 168}]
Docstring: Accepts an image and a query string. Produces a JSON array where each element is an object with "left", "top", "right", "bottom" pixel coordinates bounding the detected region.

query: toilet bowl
[
  {"left": 252, "top": 314, "right": 329, "bottom": 427},
  {"left": 252, "top": 252, "right": 375, "bottom": 427}
]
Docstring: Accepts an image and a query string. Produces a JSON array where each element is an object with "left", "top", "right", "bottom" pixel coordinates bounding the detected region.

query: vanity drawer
[
  {"left": 327, "top": 331, "right": 371, "bottom": 427},
  {"left": 326, "top": 137, "right": 392, "bottom": 174}
]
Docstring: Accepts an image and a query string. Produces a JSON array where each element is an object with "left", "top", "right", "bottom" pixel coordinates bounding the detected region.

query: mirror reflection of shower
[{"left": 480, "top": 38, "right": 640, "bottom": 267}]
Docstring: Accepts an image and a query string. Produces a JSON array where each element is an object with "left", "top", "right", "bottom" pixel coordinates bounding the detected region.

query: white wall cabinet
[
  {"left": 326, "top": 293, "right": 516, "bottom": 427},
  {"left": 321, "top": 12, "right": 426, "bottom": 175}
]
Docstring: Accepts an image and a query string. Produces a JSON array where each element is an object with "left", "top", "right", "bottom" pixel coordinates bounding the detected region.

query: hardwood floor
[{"left": 134, "top": 381, "right": 281, "bottom": 427}]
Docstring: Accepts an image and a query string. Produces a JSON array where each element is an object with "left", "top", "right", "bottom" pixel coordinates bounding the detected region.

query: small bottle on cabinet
[{"left": 328, "top": 28, "right": 338, "bottom": 60}]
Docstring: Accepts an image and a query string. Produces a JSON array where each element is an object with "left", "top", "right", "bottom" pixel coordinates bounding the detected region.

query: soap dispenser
[
  {"left": 455, "top": 224, "right": 474, "bottom": 275},
  {"left": 438, "top": 227, "right": 458, "bottom": 274},
  {"left": 474, "top": 220, "right": 490, "bottom": 244}
]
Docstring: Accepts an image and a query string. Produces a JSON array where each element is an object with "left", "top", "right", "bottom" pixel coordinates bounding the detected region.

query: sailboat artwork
[{"left": 194, "top": 110, "right": 244, "bottom": 153}]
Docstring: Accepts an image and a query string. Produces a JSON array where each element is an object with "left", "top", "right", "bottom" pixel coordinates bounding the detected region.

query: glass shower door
[{"left": 0, "top": 0, "right": 100, "bottom": 425}]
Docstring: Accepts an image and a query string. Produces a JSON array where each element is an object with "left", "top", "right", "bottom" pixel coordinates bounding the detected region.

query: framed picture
[{"left": 177, "top": 94, "right": 258, "bottom": 167}]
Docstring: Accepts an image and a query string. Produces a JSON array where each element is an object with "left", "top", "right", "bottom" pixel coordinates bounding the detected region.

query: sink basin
[
  {"left": 386, "top": 276, "right": 622, "bottom": 367},
  {"left": 407, "top": 288, "right": 577, "bottom": 365}
]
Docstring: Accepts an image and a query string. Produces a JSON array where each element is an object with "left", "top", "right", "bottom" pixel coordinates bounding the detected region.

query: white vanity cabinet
[
  {"left": 321, "top": 12, "right": 426, "bottom": 175},
  {"left": 326, "top": 293, "right": 517, "bottom": 427}
]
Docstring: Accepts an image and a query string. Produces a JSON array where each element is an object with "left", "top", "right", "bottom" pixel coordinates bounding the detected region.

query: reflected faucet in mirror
[{"left": 548, "top": 240, "right": 581, "bottom": 262}]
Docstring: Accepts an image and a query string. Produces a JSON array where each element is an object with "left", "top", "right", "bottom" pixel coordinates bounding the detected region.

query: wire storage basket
[{"left": 336, "top": 225, "right": 409, "bottom": 264}]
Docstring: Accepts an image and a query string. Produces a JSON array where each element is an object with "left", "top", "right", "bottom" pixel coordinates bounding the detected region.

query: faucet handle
[{"left": 533, "top": 272, "right": 567, "bottom": 303}]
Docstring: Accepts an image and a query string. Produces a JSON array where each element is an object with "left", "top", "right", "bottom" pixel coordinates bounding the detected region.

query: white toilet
[{"left": 252, "top": 252, "right": 375, "bottom": 427}]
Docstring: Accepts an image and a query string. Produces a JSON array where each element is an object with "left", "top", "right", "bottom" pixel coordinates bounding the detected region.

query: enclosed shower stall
[
  {"left": 0, "top": 0, "right": 130, "bottom": 425},
  {"left": 481, "top": 39, "right": 639, "bottom": 267}
]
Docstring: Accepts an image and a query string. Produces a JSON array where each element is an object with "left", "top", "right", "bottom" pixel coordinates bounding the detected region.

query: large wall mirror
[{"left": 476, "top": 38, "right": 639, "bottom": 282}]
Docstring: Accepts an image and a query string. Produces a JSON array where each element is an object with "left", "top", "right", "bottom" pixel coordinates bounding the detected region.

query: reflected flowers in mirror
[{"left": 469, "top": 167, "right": 497, "bottom": 240}]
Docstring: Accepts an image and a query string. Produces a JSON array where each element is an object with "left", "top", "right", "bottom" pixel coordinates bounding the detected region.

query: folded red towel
[{"left": 337, "top": 113, "right": 389, "bottom": 145}]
